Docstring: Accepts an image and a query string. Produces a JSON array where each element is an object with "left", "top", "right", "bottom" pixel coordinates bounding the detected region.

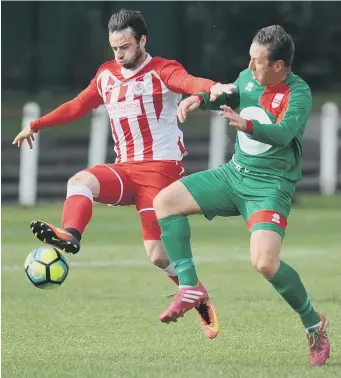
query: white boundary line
[{"left": 2, "top": 248, "right": 327, "bottom": 271}]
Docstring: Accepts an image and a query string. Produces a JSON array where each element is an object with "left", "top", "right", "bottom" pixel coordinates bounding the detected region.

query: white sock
[
  {"left": 179, "top": 285, "right": 196, "bottom": 289},
  {"left": 66, "top": 184, "right": 93, "bottom": 202},
  {"left": 306, "top": 321, "right": 322, "bottom": 333},
  {"left": 161, "top": 263, "right": 177, "bottom": 276}
]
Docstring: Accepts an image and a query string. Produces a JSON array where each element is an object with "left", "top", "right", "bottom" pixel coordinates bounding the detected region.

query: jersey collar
[{"left": 121, "top": 53, "right": 152, "bottom": 79}]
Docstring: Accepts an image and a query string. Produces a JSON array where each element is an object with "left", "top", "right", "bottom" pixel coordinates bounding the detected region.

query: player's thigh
[
  {"left": 84, "top": 164, "right": 135, "bottom": 205},
  {"left": 237, "top": 174, "right": 295, "bottom": 238},
  {"left": 179, "top": 166, "right": 240, "bottom": 220},
  {"left": 153, "top": 180, "right": 201, "bottom": 218}
]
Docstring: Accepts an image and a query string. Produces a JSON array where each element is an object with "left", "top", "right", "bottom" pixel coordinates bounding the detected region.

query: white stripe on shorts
[
  {"left": 139, "top": 208, "right": 155, "bottom": 213},
  {"left": 104, "top": 165, "right": 124, "bottom": 205}
]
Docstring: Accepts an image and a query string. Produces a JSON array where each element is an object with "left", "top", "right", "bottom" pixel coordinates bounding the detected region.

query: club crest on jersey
[
  {"left": 104, "top": 84, "right": 114, "bottom": 95},
  {"left": 272, "top": 93, "right": 284, "bottom": 108},
  {"left": 132, "top": 81, "right": 145, "bottom": 95}
]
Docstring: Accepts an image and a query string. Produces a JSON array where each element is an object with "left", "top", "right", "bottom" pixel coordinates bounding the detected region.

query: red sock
[
  {"left": 61, "top": 195, "right": 92, "bottom": 234},
  {"left": 168, "top": 275, "right": 179, "bottom": 285}
]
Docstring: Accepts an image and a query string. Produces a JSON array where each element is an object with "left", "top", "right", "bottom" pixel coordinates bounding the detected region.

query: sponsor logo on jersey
[
  {"left": 271, "top": 93, "right": 284, "bottom": 108},
  {"left": 132, "top": 81, "right": 145, "bottom": 95},
  {"left": 106, "top": 100, "right": 142, "bottom": 118},
  {"left": 245, "top": 82, "right": 254, "bottom": 92},
  {"left": 271, "top": 213, "right": 281, "bottom": 224}
]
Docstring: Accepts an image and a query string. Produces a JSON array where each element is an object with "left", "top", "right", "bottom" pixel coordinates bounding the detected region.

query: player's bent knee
[
  {"left": 250, "top": 251, "right": 280, "bottom": 278},
  {"left": 67, "top": 171, "right": 100, "bottom": 197},
  {"left": 251, "top": 258, "right": 279, "bottom": 278},
  {"left": 144, "top": 240, "right": 170, "bottom": 269},
  {"left": 250, "top": 230, "right": 281, "bottom": 278},
  {"left": 148, "top": 254, "right": 170, "bottom": 269}
]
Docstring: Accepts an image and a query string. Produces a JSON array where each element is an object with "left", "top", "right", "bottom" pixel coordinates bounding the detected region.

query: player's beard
[{"left": 122, "top": 46, "right": 144, "bottom": 70}]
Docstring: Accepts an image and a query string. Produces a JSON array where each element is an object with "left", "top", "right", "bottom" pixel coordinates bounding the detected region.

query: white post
[
  {"left": 208, "top": 112, "right": 228, "bottom": 169},
  {"left": 88, "top": 105, "right": 109, "bottom": 167},
  {"left": 19, "top": 102, "right": 40, "bottom": 206},
  {"left": 319, "top": 102, "right": 339, "bottom": 195}
]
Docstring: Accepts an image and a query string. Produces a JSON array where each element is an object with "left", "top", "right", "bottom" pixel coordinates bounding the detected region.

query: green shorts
[{"left": 180, "top": 159, "right": 296, "bottom": 238}]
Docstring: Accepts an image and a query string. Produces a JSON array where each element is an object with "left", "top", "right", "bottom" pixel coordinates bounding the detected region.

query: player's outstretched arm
[
  {"left": 210, "top": 83, "right": 237, "bottom": 102},
  {"left": 197, "top": 83, "right": 240, "bottom": 111},
  {"left": 159, "top": 59, "right": 241, "bottom": 109},
  {"left": 177, "top": 82, "right": 239, "bottom": 123},
  {"left": 159, "top": 60, "right": 217, "bottom": 95},
  {"left": 13, "top": 83, "right": 104, "bottom": 148},
  {"left": 30, "top": 85, "right": 104, "bottom": 132}
]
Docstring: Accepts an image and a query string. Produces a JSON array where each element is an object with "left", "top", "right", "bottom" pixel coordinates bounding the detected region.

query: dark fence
[{"left": 2, "top": 1, "right": 341, "bottom": 94}]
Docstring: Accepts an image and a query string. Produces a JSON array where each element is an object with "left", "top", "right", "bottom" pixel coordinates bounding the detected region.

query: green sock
[
  {"left": 159, "top": 215, "right": 199, "bottom": 286},
  {"left": 267, "top": 260, "right": 321, "bottom": 329}
]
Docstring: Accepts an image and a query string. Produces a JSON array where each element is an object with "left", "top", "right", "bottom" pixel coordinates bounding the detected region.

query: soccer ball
[{"left": 24, "top": 246, "right": 69, "bottom": 290}]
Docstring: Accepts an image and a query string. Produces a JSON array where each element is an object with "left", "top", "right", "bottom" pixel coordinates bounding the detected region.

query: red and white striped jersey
[
  {"left": 31, "top": 54, "right": 216, "bottom": 163},
  {"left": 93, "top": 55, "right": 185, "bottom": 162},
  {"left": 89, "top": 54, "right": 216, "bottom": 163}
]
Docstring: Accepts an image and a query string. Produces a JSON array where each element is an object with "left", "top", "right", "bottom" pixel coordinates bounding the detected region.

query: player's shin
[
  {"left": 267, "top": 260, "right": 321, "bottom": 329},
  {"left": 61, "top": 185, "right": 93, "bottom": 240},
  {"left": 158, "top": 214, "right": 199, "bottom": 287}
]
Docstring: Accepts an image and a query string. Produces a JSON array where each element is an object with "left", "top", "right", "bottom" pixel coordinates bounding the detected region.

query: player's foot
[
  {"left": 160, "top": 282, "right": 208, "bottom": 323},
  {"left": 195, "top": 299, "right": 220, "bottom": 339},
  {"left": 307, "top": 313, "right": 330, "bottom": 366},
  {"left": 164, "top": 289, "right": 220, "bottom": 338},
  {"left": 30, "top": 220, "right": 80, "bottom": 254}
]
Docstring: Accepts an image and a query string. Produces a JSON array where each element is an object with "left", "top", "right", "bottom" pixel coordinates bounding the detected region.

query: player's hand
[
  {"left": 219, "top": 105, "right": 247, "bottom": 131},
  {"left": 12, "top": 125, "right": 37, "bottom": 149},
  {"left": 210, "top": 83, "right": 236, "bottom": 102},
  {"left": 177, "top": 95, "right": 201, "bottom": 123}
]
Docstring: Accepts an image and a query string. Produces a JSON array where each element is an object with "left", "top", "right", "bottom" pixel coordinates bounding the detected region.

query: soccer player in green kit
[{"left": 153, "top": 25, "right": 330, "bottom": 366}]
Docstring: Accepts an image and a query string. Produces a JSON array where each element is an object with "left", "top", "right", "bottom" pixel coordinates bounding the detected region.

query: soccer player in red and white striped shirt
[{"left": 13, "top": 9, "right": 222, "bottom": 338}]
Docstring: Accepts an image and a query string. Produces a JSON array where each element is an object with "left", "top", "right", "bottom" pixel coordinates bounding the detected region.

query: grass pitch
[{"left": 2, "top": 195, "right": 341, "bottom": 377}]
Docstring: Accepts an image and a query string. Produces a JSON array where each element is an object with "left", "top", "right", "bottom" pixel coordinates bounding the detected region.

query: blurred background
[
  {"left": 2, "top": 3, "right": 341, "bottom": 376},
  {"left": 2, "top": 1, "right": 341, "bottom": 203}
]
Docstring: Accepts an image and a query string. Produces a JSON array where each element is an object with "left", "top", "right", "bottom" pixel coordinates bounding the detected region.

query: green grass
[{"left": 2, "top": 196, "right": 341, "bottom": 377}]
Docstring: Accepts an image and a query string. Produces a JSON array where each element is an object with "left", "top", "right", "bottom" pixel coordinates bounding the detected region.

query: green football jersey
[{"left": 199, "top": 69, "right": 312, "bottom": 182}]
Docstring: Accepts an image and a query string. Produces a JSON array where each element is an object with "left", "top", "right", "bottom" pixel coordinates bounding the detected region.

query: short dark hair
[
  {"left": 108, "top": 9, "right": 147, "bottom": 42},
  {"left": 253, "top": 25, "right": 295, "bottom": 67}
]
